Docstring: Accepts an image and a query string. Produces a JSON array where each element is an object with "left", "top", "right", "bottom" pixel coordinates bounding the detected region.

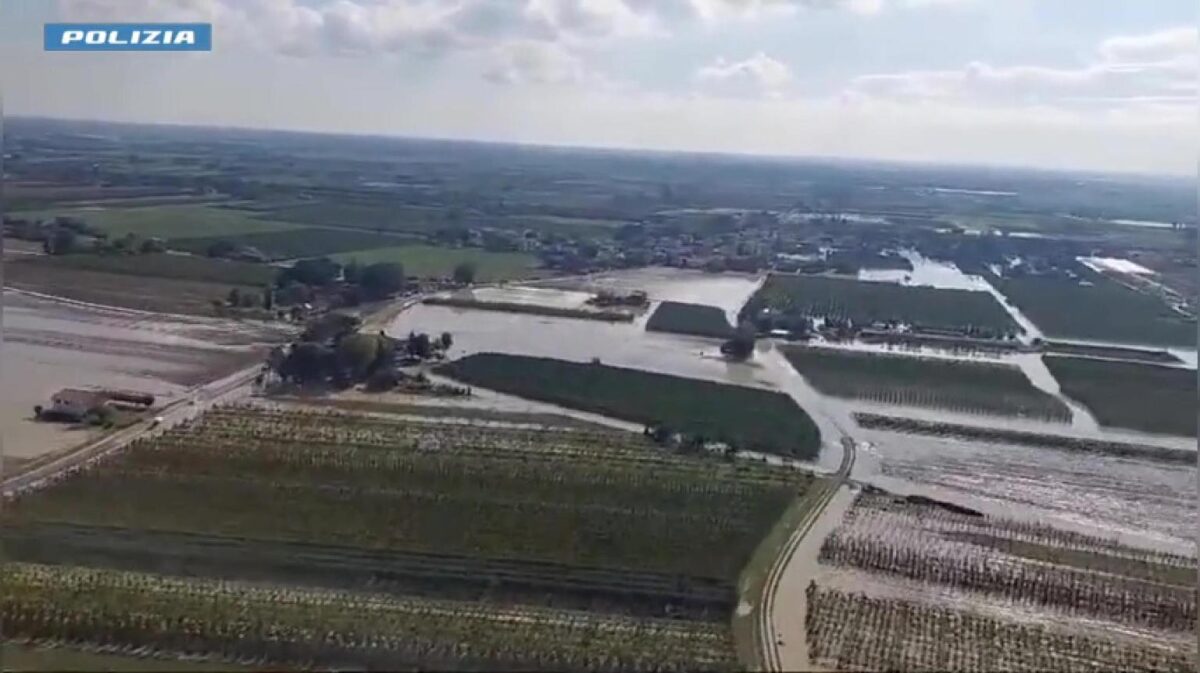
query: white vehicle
[{"left": 151, "top": 416, "right": 165, "bottom": 427}]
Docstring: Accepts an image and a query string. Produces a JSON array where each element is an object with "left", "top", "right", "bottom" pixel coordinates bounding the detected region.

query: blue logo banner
[{"left": 44, "top": 23, "right": 212, "bottom": 51}]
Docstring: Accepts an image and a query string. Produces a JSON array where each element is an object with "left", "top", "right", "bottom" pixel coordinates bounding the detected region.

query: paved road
[
  {"left": 1, "top": 364, "right": 262, "bottom": 497},
  {"left": 756, "top": 434, "right": 857, "bottom": 672}
]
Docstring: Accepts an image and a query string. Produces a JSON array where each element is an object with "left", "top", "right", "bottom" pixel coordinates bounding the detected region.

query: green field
[
  {"left": 260, "top": 202, "right": 625, "bottom": 238},
  {"left": 5, "top": 260, "right": 258, "bottom": 316},
  {"left": 13, "top": 204, "right": 304, "bottom": 240},
  {"left": 260, "top": 202, "right": 446, "bottom": 234},
  {"left": 996, "top": 274, "right": 1195, "bottom": 347},
  {"left": 30, "top": 253, "right": 277, "bottom": 287},
  {"left": 0, "top": 405, "right": 811, "bottom": 670},
  {"left": 172, "top": 228, "right": 412, "bottom": 260},
  {"left": 438, "top": 353, "right": 822, "bottom": 458},
  {"left": 334, "top": 245, "right": 540, "bottom": 281},
  {"left": 782, "top": 346, "right": 1070, "bottom": 422},
  {"left": 646, "top": 301, "right": 734, "bottom": 339},
  {"left": 1044, "top": 356, "right": 1197, "bottom": 437},
  {"left": 743, "top": 274, "right": 1019, "bottom": 337}
]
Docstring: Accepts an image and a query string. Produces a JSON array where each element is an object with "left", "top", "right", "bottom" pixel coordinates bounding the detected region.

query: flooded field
[
  {"left": 1, "top": 291, "right": 287, "bottom": 464},
  {"left": 805, "top": 491, "right": 1196, "bottom": 671},
  {"left": 393, "top": 268, "right": 1197, "bottom": 555},
  {"left": 532, "top": 267, "right": 763, "bottom": 324}
]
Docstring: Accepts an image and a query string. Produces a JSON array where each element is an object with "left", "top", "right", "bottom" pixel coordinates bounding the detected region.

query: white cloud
[
  {"left": 848, "top": 26, "right": 1197, "bottom": 109},
  {"left": 696, "top": 52, "right": 793, "bottom": 95},
  {"left": 1099, "top": 26, "right": 1198, "bottom": 64},
  {"left": 483, "top": 40, "right": 589, "bottom": 85},
  {"left": 57, "top": 0, "right": 972, "bottom": 53}
]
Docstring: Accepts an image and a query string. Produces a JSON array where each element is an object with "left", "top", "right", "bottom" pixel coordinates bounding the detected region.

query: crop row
[
  {"left": 5, "top": 522, "right": 736, "bottom": 621},
  {"left": 108, "top": 439, "right": 789, "bottom": 514},
  {"left": 3, "top": 563, "right": 737, "bottom": 672},
  {"left": 7, "top": 408, "right": 801, "bottom": 581},
  {"left": 436, "top": 353, "right": 822, "bottom": 459},
  {"left": 782, "top": 346, "right": 1070, "bottom": 422},
  {"left": 853, "top": 412, "right": 1195, "bottom": 465},
  {"left": 183, "top": 406, "right": 807, "bottom": 485},
  {"left": 846, "top": 492, "right": 1195, "bottom": 570},
  {"left": 805, "top": 586, "right": 1193, "bottom": 673},
  {"left": 821, "top": 495, "right": 1196, "bottom": 632}
]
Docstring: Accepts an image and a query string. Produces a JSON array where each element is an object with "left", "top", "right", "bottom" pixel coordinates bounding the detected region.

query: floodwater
[
  {"left": 532, "top": 267, "right": 764, "bottom": 325},
  {"left": 390, "top": 268, "right": 1197, "bottom": 553},
  {"left": 1079, "top": 256, "right": 1156, "bottom": 276},
  {"left": 459, "top": 286, "right": 594, "bottom": 310},
  {"left": 1, "top": 291, "right": 279, "bottom": 463}
]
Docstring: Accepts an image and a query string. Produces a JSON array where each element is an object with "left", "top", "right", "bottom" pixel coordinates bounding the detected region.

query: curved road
[{"left": 756, "top": 434, "right": 857, "bottom": 672}]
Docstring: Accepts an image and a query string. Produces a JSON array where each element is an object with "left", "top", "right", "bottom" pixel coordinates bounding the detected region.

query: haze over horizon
[{"left": 2, "top": 0, "right": 1196, "bottom": 176}]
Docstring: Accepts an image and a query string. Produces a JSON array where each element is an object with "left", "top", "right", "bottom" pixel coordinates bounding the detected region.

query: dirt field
[
  {"left": 2, "top": 291, "right": 286, "bottom": 466},
  {"left": 5, "top": 260, "right": 253, "bottom": 316}
]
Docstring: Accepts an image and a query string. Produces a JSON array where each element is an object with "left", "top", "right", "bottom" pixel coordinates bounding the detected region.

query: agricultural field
[
  {"left": 333, "top": 245, "right": 540, "bottom": 281},
  {"left": 12, "top": 204, "right": 305, "bottom": 240},
  {"left": 438, "top": 353, "right": 822, "bottom": 458},
  {"left": 6, "top": 183, "right": 190, "bottom": 211},
  {"left": 1, "top": 405, "right": 812, "bottom": 670},
  {"left": 25, "top": 253, "right": 278, "bottom": 287},
  {"left": 742, "top": 274, "right": 1019, "bottom": 337},
  {"left": 171, "top": 228, "right": 412, "bottom": 261},
  {"left": 806, "top": 491, "right": 1197, "bottom": 672},
  {"left": 853, "top": 413, "right": 1194, "bottom": 465},
  {"left": 782, "top": 346, "right": 1070, "bottom": 422},
  {"left": 1044, "top": 356, "right": 1197, "bottom": 437},
  {"left": 258, "top": 202, "right": 449, "bottom": 234},
  {"left": 645, "top": 301, "right": 734, "bottom": 339},
  {"left": 996, "top": 273, "right": 1195, "bottom": 347},
  {"left": 4, "top": 260, "right": 255, "bottom": 316}
]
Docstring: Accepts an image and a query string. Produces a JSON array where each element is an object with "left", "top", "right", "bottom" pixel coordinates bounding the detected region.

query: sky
[{"left": 1, "top": 0, "right": 1196, "bottom": 175}]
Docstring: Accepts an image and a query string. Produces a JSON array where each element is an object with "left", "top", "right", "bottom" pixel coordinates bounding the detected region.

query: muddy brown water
[{"left": 389, "top": 269, "right": 1196, "bottom": 555}]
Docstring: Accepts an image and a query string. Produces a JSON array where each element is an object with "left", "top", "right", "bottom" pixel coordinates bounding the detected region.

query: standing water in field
[{"left": 395, "top": 268, "right": 1196, "bottom": 554}]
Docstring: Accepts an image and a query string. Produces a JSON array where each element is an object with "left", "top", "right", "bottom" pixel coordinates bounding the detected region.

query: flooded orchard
[{"left": 392, "top": 268, "right": 1197, "bottom": 555}]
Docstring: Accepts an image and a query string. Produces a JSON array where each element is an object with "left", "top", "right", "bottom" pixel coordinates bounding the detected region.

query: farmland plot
[
  {"left": 782, "top": 346, "right": 1070, "bottom": 422},
  {"left": 2, "top": 405, "right": 811, "bottom": 670},
  {"left": 805, "top": 491, "right": 1197, "bottom": 673}
]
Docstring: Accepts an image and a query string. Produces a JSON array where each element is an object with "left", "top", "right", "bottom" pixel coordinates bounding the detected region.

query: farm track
[{"left": 757, "top": 435, "right": 856, "bottom": 672}]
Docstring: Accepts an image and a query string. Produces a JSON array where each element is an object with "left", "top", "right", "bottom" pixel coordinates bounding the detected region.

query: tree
[
  {"left": 227, "top": 288, "right": 242, "bottom": 306},
  {"left": 302, "top": 312, "right": 362, "bottom": 343},
  {"left": 439, "top": 332, "right": 453, "bottom": 350},
  {"left": 45, "top": 228, "right": 78, "bottom": 255},
  {"left": 279, "top": 342, "right": 335, "bottom": 384},
  {"left": 280, "top": 257, "right": 342, "bottom": 287},
  {"left": 140, "top": 238, "right": 166, "bottom": 254},
  {"left": 360, "top": 262, "right": 405, "bottom": 299},
  {"left": 406, "top": 332, "right": 433, "bottom": 359},
  {"left": 262, "top": 287, "right": 274, "bottom": 311},
  {"left": 337, "top": 333, "right": 382, "bottom": 379},
  {"left": 452, "top": 261, "right": 477, "bottom": 285},
  {"left": 721, "top": 321, "right": 757, "bottom": 361}
]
